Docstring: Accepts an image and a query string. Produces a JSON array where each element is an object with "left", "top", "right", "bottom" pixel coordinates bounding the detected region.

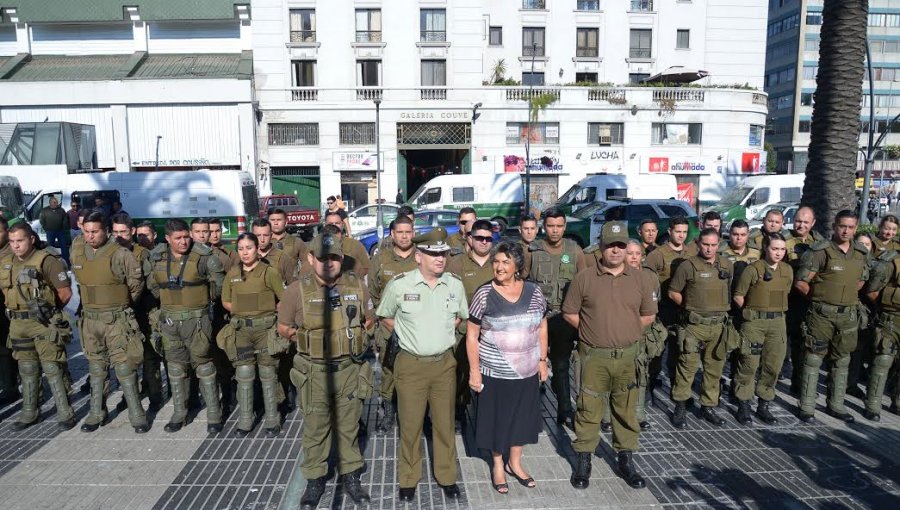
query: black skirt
[{"left": 474, "top": 373, "right": 541, "bottom": 453}]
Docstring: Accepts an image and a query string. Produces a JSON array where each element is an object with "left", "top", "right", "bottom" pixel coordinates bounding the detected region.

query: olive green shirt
[
  {"left": 369, "top": 247, "right": 417, "bottom": 308},
  {"left": 668, "top": 255, "right": 735, "bottom": 313},
  {"left": 719, "top": 245, "right": 761, "bottom": 264},
  {"left": 222, "top": 262, "right": 285, "bottom": 318},
  {"left": 376, "top": 268, "right": 468, "bottom": 356},
  {"left": 447, "top": 250, "right": 493, "bottom": 301}
]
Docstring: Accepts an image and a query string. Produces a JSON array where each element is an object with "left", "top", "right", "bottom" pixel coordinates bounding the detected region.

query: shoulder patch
[
  {"left": 192, "top": 243, "right": 213, "bottom": 256},
  {"left": 809, "top": 240, "right": 829, "bottom": 252},
  {"left": 583, "top": 244, "right": 600, "bottom": 254}
]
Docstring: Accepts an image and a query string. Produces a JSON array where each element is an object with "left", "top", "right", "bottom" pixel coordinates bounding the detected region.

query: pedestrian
[
  {"left": 111, "top": 200, "right": 128, "bottom": 217},
  {"left": 467, "top": 241, "right": 547, "bottom": 494},
  {"left": 368, "top": 215, "right": 417, "bottom": 433},
  {"left": 563, "top": 221, "right": 656, "bottom": 490},
  {"left": 94, "top": 196, "right": 112, "bottom": 217},
  {"left": 528, "top": 207, "right": 581, "bottom": 429},
  {"left": 376, "top": 227, "right": 467, "bottom": 502},
  {"left": 870, "top": 214, "right": 900, "bottom": 256},
  {"left": 732, "top": 232, "right": 792, "bottom": 425},
  {"left": 335, "top": 194, "right": 346, "bottom": 211},
  {"left": 39, "top": 196, "right": 69, "bottom": 262},
  {"left": 67, "top": 199, "right": 81, "bottom": 241},
  {"left": 396, "top": 188, "right": 404, "bottom": 204},
  {"left": 278, "top": 232, "right": 373, "bottom": 508},
  {"left": 145, "top": 218, "right": 226, "bottom": 433},
  {"left": 71, "top": 211, "right": 148, "bottom": 433},
  {"left": 794, "top": 210, "right": 868, "bottom": 423},
  {"left": 0, "top": 222, "right": 75, "bottom": 430},
  {"left": 326, "top": 196, "right": 351, "bottom": 236},
  {"left": 220, "top": 232, "right": 285, "bottom": 436},
  {"left": 668, "top": 227, "right": 735, "bottom": 428}
]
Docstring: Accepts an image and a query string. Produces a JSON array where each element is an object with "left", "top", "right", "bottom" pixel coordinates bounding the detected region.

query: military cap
[
  {"left": 413, "top": 227, "right": 451, "bottom": 252},
  {"left": 309, "top": 233, "right": 343, "bottom": 258},
  {"left": 600, "top": 221, "right": 629, "bottom": 246}
]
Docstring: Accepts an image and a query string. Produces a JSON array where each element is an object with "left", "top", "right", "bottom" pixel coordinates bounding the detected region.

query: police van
[
  {"left": 19, "top": 170, "right": 258, "bottom": 242},
  {"left": 407, "top": 173, "right": 524, "bottom": 232},
  {"left": 0, "top": 175, "right": 25, "bottom": 221},
  {"left": 554, "top": 173, "right": 678, "bottom": 215}
]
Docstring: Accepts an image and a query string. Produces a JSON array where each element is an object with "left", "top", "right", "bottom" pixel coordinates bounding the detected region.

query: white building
[
  {"left": 0, "top": 1, "right": 255, "bottom": 175},
  {"left": 253, "top": 0, "right": 769, "bottom": 211}
]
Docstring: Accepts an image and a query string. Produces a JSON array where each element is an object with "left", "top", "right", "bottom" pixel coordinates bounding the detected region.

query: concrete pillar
[{"left": 110, "top": 105, "right": 131, "bottom": 172}]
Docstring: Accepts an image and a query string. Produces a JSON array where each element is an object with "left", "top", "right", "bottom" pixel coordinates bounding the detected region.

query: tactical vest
[
  {"left": 227, "top": 264, "right": 278, "bottom": 317},
  {"left": 653, "top": 244, "right": 686, "bottom": 294},
  {"left": 744, "top": 260, "right": 792, "bottom": 312},
  {"left": 296, "top": 273, "right": 366, "bottom": 360},
  {"left": 785, "top": 230, "right": 820, "bottom": 263},
  {"left": 810, "top": 243, "right": 867, "bottom": 306},
  {"left": 71, "top": 240, "right": 130, "bottom": 308},
  {"left": 151, "top": 248, "right": 210, "bottom": 309},
  {"left": 457, "top": 252, "right": 494, "bottom": 301},
  {"left": 682, "top": 256, "right": 731, "bottom": 313},
  {"left": 878, "top": 255, "right": 900, "bottom": 312},
  {"left": 873, "top": 237, "right": 900, "bottom": 258},
  {"left": 0, "top": 249, "right": 57, "bottom": 312},
  {"left": 131, "top": 244, "right": 149, "bottom": 266},
  {"left": 529, "top": 239, "right": 580, "bottom": 309}
]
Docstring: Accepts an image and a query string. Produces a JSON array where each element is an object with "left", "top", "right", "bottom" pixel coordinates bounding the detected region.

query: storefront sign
[
  {"left": 503, "top": 149, "right": 564, "bottom": 173},
  {"left": 332, "top": 151, "right": 384, "bottom": 171},
  {"left": 677, "top": 182, "right": 695, "bottom": 204},
  {"left": 399, "top": 111, "right": 470, "bottom": 120},
  {"left": 646, "top": 156, "right": 712, "bottom": 175},
  {"left": 726, "top": 151, "right": 764, "bottom": 174}
]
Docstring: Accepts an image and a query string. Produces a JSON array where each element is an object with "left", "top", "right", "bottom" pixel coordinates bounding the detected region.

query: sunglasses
[
  {"left": 459, "top": 220, "right": 469, "bottom": 225},
  {"left": 470, "top": 235, "right": 493, "bottom": 243}
]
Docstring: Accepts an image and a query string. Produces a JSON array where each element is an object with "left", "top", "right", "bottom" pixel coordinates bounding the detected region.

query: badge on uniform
[
  {"left": 404, "top": 294, "right": 420, "bottom": 301},
  {"left": 344, "top": 294, "right": 358, "bottom": 301},
  {"left": 831, "top": 265, "right": 844, "bottom": 271},
  {"left": 699, "top": 272, "right": 712, "bottom": 278},
  {"left": 57, "top": 272, "right": 68, "bottom": 281},
  {"left": 561, "top": 254, "right": 570, "bottom": 264}
]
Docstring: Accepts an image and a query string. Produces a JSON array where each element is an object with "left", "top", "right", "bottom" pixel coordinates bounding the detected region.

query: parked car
[
  {"left": 347, "top": 203, "right": 400, "bottom": 233},
  {"left": 354, "top": 208, "right": 500, "bottom": 255},
  {"left": 258, "top": 194, "right": 320, "bottom": 240},
  {"left": 564, "top": 198, "right": 700, "bottom": 247}
]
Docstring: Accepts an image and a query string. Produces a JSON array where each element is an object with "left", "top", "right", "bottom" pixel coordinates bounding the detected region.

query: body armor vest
[
  {"left": 786, "top": 230, "right": 821, "bottom": 263},
  {"left": 879, "top": 256, "right": 900, "bottom": 312},
  {"left": 810, "top": 243, "right": 866, "bottom": 306},
  {"left": 653, "top": 244, "right": 686, "bottom": 293},
  {"left": 744, "top": 260, "right": 792, "bottom": 312},
  {"left": 152, "top": 248, "right": 210, "bottom": 310},
  {"left": 296, "top": 273, "right": 366, "bottom": 359},
  {"left": 0, "top": 249, "right": 57, "bottom": 312},
  {"left": 228, "top": 264, "right": 278, "bottom": 317},
  {"left": 529, "top": 239, "right": 580, "bottom": 309},
  {"left": 683, "top": 256, "right": 731, "bottom": 313},
  {"left": 71, "top": 240, "right": 130, "bottom": 308}
]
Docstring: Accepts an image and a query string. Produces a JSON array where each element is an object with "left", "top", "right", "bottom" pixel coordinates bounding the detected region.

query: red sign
[
  {"left": 677, "top": 183, "right": 695, "bottom": 205},
  {"left": 649, "top": 157, "right": 669, "bottom": 173},
  {"left": 741, "top": 152, "right": 761, "bottom": 173}
]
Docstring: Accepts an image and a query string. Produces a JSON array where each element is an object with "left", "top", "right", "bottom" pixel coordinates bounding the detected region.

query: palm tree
[{"left": 802, "top": 0, "right": 868, "bottom": 232}]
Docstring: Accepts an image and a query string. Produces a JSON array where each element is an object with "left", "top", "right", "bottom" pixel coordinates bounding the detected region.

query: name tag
[
  {"left": 699, "top": 272, "right": 712, "bottom": 278},
  {"left": 343, "top": 294, "right": 358, "bottom": 301},
  {"left": 72, "top": 265, "right": 83, "bottom": 270},
  {"left": 404, "top": 294, "right": 420, "bottom": 301},
  {"left": 230, "top": 278, "right": 242, "bottom": 283},
  {"left": 831, "top": 265, "right": 844, "bottom": 272}
]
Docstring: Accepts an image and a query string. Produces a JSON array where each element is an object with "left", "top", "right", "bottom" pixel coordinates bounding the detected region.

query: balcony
[
  {"left": 653, "top": 89, "right": 705, "bottom": 104},
  {"left": 420, "top": 87, "right": 447, "bottom": 100},
  {"left": 506, "top": 87, "right": 560, "bottom": 102},
  {"left": 629, "top": 48, "right": 651, "bottom": 59},
  {"left": 420, "top": 31, "right": 447, "bottom": 42},
  {"left": 576, "top": 47, "right": 599, "bottom": 58},
  {"left": 577, "top": 0, "right": 600, "bottom": 10},
  {"left": 588, "top": 89, "right": 627, "bottom": 103},
  {"left": 291, "top": 88, "right": 318, "bottom": 101},
  {"left": 522, "top": 0, "right": 546, "bottom": 9},
  {"left": 356, "top": 31, "right": 382, "bottom": 43},
  {"left": 629, "top": 0, "right": 654, "bottom": 12},
  {"left": 356, "top": 87, "right": 383, "bottom": 101},
  {"left": 290, "top": 30, "right": 316, "bottom": 43},
  {"left": 522, "top": 46, "right": 546, "bottom": 58}
]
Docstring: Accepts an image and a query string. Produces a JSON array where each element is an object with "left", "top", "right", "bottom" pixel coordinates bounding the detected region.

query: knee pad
[
  {"left": 89, "top": 362, "right": 108, "bottom": 377},
  {"left": 873, "top": 354, "right": 894, "bottom": 370},
  {"left": 258, "top": 365, "right": 277, "bottom": 381},
  {"left": 168, "top": 362, "right": 187, "bottom": 378},
  {"left": 19, "top": 360, "right": 40, "bottom": 376},
  {"left": 195, "top": 362, "right": 216, "bottom": 378},
  {"left": 41, "top": 361, "right": 61, "bottom": 376},
  {"left": 235, "top": 364, "right": 255, "bottom": 382},
  {"left": 114, "top": 363, "right": 135, "bottom": 378},
  {"left": 832, "top": 356, "right": 851, "bottom": 369},
  {"left": 803, "top": 353, "right": 823, "bottom": 369}
]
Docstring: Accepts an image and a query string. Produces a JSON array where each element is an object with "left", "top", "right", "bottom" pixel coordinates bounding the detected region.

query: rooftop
[
  {"left": 8, "top": 0, "right": 241, "bottom": 23},
  {"left": 0, "top": 52, "right": 251, "bottom": 81}
]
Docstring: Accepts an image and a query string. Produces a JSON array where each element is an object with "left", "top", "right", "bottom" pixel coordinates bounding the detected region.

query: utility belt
[
  {"left": 230, "top": 315, "right": 276, "bottom": 330},
  {"left": 811, "top": 301, "right": 855, "bottom": 316},
  {"left": 684, "top": 310, "right": 728, "bottom": 325},
  {"left": 160, "top": 308, "right": 206, "bottom": 322},
  {"left": 6, "top": 309, "right": 42, "bottom": 321},
  {"left": 295, "top": 328, "right": 366, "bottom": 360},
  {"left": 10, "top": 338, "right": 36, "bottom": 352},
  {"left": 81, "top": 308, "right": 128, "bottom": 322},
  {"left": 578, "top": 341, "right": 639, "bottom": 359},
  {"left": 545, "top": 307, "right": 562, "bottom": 318},
  {"left": 744, "top": 309, "right": 785, "bottom": 320},
  {"left": 295, "top": 353, "right": 357, "bottom": 372},
  {"left": 400, "top": 347, "right": 453, "bottom": 362}
]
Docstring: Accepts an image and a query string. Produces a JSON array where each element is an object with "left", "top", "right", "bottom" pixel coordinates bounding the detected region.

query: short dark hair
[
  {"left": 322, "top": 223, "right": 342, "bottom": 236},
  {"left": 669, "top": 216, "right": 690, "bottom": 228},
  {"left": 207, "top": 217, "right": 222, "bottom": 226},
  {"left": 879, "top": 214, "right": 899, "bottom": 228},
  {"left": 79, "top": 208, "right": 93, "bottom": 220},
  {"left": 83, "top": 211, "right": 108, "bottom": 229},
  {"left": 165, "top": 218, "right": 189, "bottom": 235},
  {"left": 136, "top": 220, "right": 155, "bottom": 231},
  {"left": 492, "top": 241, "right": 526, "bottom": 279},
  {"left": 236, "top": 232, "right": 258, "bottom": 248},
  {"left": 763, "top": 231, "right": 787, "bottom": 247},
  {"left": 251, "top": 218, "right": 271, "bottom": 230},
  {"left": 835, "top": 209, "right": 859, "bottom": 222},
  {"left": 698, "top": 227, "right": 720, "bottom": 240},
  {"left": 326, "top": 195, "right": 336, "bottom": 202},
  {"left": 190, "top": 217, "right": 209, "bottom": 227},
  {"left": 469, "top": 219, "right": 493, "bottom": 234},
  {"left": 7, "top": 221, "right": 35, "bottom": 238},
  {"left": 398, "top": 205, "right": 415, "bottom": 217},
  {"left": 730, "top": 219, "right": 750, "bottom": 231},
  {"left": 520, "top": 215, "right": 538, "bottom": 226},
  {"left": 639, "top": 219, "right": 657, "bottom": 229},
  {"left": 701, "top": 211, "right": 722, "bottom": 223},
  {"left": 111, "top": 213, "right": 135, "bottom": 229},
  {"left": 267, "top": 207, "right": 287, "bottom": 218},
  {"left": 765, "top": 208, "right": 784, "bottom": 220},
  {"left": 458, "top": 206, "right": 477, "bottom": 218},
  {"left": 542, "top": 207, "right": 566, "bottom": 222},
  {"left": 391, "top": 215, "right": 415, "bottom": 230}
]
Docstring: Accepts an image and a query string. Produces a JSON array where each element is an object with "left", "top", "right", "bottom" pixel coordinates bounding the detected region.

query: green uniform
[
  {"left": 127, "top": 243, "right": 163, "bottom": 408},
  {"left": 0, "top": 248, "right": 74, "bottom": 427},
  {"left": 281, "top": 271, "right": 371, "bottom": 479},
  {"left": 272, "top": 233, "right": 308, "bottom": 266},
  {"left": 447, "top": 232, "right": 467, "bottom": 256},
  {"left": 146, "top": 242, "right": 226, "bottom": 429},
  {"left": 369, "top": 246, "right": 417, "bottom": 401},
  {"left": 795, "top": 240, "right": 868, "bottom": 417},
  {"left": 377, "top": 268, "right": 468, "bottom": 488},
  {"left": 447, "top": 249, "right": 493, "bottom": 407},
  {"left": 71, "top": 237, "right": 147, "bottom": 430},
  {"left": 259, "top": 246, "right": 297, "bottom": 285},
  {"left": 0, "top": 244, "right": 17, "bottom": 401},
  {"left": 733, "top": 259, "right": 792, "bottom": 402},
  {"left": 669, "top": 255, "right": 734, "bottom": 407},
  {"left": 863, "top": 251, "right": 900, "bottom": 416},
  {"left": 785, "top": 229, "right": 824, "bottom": 389},
  {"left": 643, "top": 243, "right": 689, "bottom": 388},
  {"left": 529, "top": 238, "right": 581, "bottom": 419},
  {"left": 749, "top": 229, "right": 789, "bottom": 250},
  {"left": 871, "top": 236, "right": 900, "bottom": 258}
]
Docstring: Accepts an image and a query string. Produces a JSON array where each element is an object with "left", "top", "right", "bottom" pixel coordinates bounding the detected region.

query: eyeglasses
[
  {"left": 327, "top": 201, "right": 335, "bottom": 205},
  {"left": 470, "top": 235, "right": 493, "bottom": 243},
  {"left": 458, "top": 220, "right": 469, "bottom": 225}
]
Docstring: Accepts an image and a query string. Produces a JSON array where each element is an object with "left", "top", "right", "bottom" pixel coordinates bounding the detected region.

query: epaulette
[
  {"left": 583, "top": 244, "right": 600, "bottom": 254},
  {"left": 44, "top": 245, "right": 62, "bottom": 257},
  {"left": 852, "top": 241, "right": 870, "bottom": 255},
  {"left": 809, "top": 240, "right": 829, "bottom": 251},
  {"left": 390, "top": 272, "right": 407, "bottom": 282},
  {"left": 446, "top": 272, "right": 462, "bottom": 281},
  {"left": 192, "top": 242, "right": 213, "bottom": 256}
]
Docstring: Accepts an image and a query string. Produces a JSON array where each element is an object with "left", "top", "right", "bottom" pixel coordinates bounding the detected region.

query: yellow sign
[{"left": 856, "top": 178, "right": 864, "bottom": 189}]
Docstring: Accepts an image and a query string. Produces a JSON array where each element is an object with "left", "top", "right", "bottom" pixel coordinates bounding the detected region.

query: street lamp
[{"left": 374, "top": 98, "right": 384, "bottom": 239}]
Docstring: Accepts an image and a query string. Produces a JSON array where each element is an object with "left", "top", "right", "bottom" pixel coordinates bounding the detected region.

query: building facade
[
  {"left": 253, "top": 0, "right": 769, "bottom": 211},
  {"left": 0, "top": 1, "right": 255, "bottom": 175}
]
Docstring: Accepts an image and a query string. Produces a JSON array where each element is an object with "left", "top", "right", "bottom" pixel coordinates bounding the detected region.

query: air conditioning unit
[{"left": 598, "top": 135, "right": 613, "bottom": 145}]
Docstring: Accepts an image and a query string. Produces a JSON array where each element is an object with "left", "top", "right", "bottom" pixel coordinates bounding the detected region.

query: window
[
  {"left": 780, "top": 187, "right": 801, "bottom": 203},
  {"left": 588, "top": 123, "right": 624, "bottom": 145},
  {"left": 506, "top": 122, "right": 560, "bottom": 144},
  {"left": 420, "top": 9, "right": 446, "bottom": 42},
  {"left": 291, "top": 60, "right": 315, "bottom": 87},
  {"left": 421, "top": 60, "right": 446, "bottom": 86},
  {"left": 577, "top": 1, "right": 600, "bottom": 10},
  {"left": 489, "top": 26, "right": 502, "bottom": 46},
  {"left": 289, "top": 9, "right": 316, "bottom": 42},
  {"left": 660, "top": 204, "right": 690, "bottom": 217},
  {"left": 523, "top": 27, "right": 545, "bottom": 56},
  {"left": 575, "top": 72, "right": 598, "bottom": 83},
  {"left": 522, "top": 72, "right": 544, "bottom": 85},
  {"left": 629, "top": 29, "right": 652, "bottom": 58},
  {"left": 800, "top": 92, "right": 813, "bottom": 106},
  {"left": 806, "top": 12, "right": 822, "bottom": 25},
  {"left": 798, "top": 120, "right": 811, "bottom": 132},
  {"left": 452, "top": 187, "right": 474, "bottom": 202},
  {"left": 676, "top": 29, "right": 690, "bottom": 49},
  {"left": 419, "top": 188, "right": 441, "bottom": 206},
  {"left": 626, "top": 204, "right": 658, "bottom": 222},
  {"left": 746, "top": 188, "right": 769, "bottom": 206},
  {"left": 576, "top": 28, "right": 599, "bottom": 57},
  {"left": 867, "top": 14, "right": 900, "bottom": 27},
  {"left": 358, "top": 60, "right": 381, "bottom": 86},
  {"left": 355, "top": 9, "right": 382, "bottom": 42},
  {"left": 630, "top": 0, "right": 654, "bottom": 12},
  {"left": 749, "top": 124, "right": 764, "bottom": 147},
  {"left": 268, "top": 123, "right": 319, "bottom": 146},
  {"left": 803, "top": 65, "right": 818, "bottom": 80},
  {"left": 768, "top": 13, "right": 799, "bottom": 36},
  {"left": 522, "top": 0, "right": 546, "bottom": 9},
  {"left": 629, "top": 73, "right": 650, "bottom": 84},
  {"left": 651, "top": 123, "right": 702, "bottom": 145},
  {"left": 804, "top": 39, "right": 819, "bottom": 51},
  {"left": 873, "top": 67, "right": 897, "bottom": 81},
  {"left": 339, "top": 123, "right": 376, "bottom": 145}
]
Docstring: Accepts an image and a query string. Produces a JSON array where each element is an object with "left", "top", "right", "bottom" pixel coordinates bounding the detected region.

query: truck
[
  {"left": 705, "top": 174, "right": 805, "bottom": 228},
  {"left": 258, "top": 194, "right": 320, "bottom": 240},
  {"left": 554, "top": 173, "right": 678, "bottom": 216},
  {"left": 407, "top": 173, "right": 524, "bottom": 232},
  {"left": 0, "top": 175, "right": 25, "bottom": 222}
]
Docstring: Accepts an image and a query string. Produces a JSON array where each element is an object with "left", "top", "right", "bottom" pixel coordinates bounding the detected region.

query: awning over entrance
[
  {"left": 644, "top": 66, "right": 709, "bottom": 84},
  {"left": 397, "top": 122, "right": 471, "bottom": 149}
]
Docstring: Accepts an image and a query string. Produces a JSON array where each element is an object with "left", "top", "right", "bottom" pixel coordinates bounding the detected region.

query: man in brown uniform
[
  {"left": 208, "top": 218, "right": 237, "bottom": 273},
  {"left": 0, "top": 217, "right": 18, "bottom": 405},
  {"left": 563, "top": 221, "right": 657, "bottom": 490},
  {"left": 518, "top": 215, "right": 538, "bottom": 278},
  {"left": 447, "top": 207, "right": 477, "bottom": 255},
  {"left": 253, "top": 219, "right": 299, "bottom": 285},
  {"left": 207, "top": 216, "right": 237, "bottom": 412},
  {"left": 190, "top": 217, "right": 211, "bottom": 246},
  {"left": 784, "top": 206, "right": 823, "bottom": 389},
  {"left": 268, "top": 207, "right": 309, "bottom": 268},
  {"left": 638, "top": 219, "right": 659, "bottom": 256},
  {"left": 748, "top": 209, "right": 787, "bottom": 250},
  {"left": 322, "top": 211, "right": 369, "bottom": 277}
]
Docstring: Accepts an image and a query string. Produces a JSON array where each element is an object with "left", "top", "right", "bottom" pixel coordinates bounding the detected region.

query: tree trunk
[{"left": 803, "top": 0, "right": 868, "bottom": 235}]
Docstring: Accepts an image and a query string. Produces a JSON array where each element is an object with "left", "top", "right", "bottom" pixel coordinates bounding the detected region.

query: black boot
[
  {"left": 617, "top": 451, "right": 646, "bottom": 489},
  {"left": 755, "top": 400, "right": 778, "bottom": 425},
  {"left": 671, "top": 401, "right": 687, "bottom": 429},
  {"left": 300, "top": 476, "right": 326, "bottom": 509},
  {"left": 736, "top": 401, "right": 752, "bottom": 425},
  {"left": 341, "top": 468, "right": 370, "bottom": 504},
  {"left": 556, "top": 407, "right": 575, "bottom": 430},
  {"left": 570, "top": 452, "right": 592, "bottom": 489},
  {"left": 700, "top": 406, "right": 726, "bottom": 426},
  {"left": 376, "top": 399, "right": 395, "bottom": 434}
]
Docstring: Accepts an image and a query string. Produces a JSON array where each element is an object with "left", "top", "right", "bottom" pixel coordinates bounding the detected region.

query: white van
[
  {"left": 0, "top": 175, "right": 25, "bottom": 221},
  {"left": 555, "top": 173, "right": 678, "bottom": 215},
  {"left": 407, "top": 173, "right": 524, "bottom": 229},
  {"left": 707, "top": 174, "right": 805, "bottom": 227},
  {"left": 18, "top": 169, "right": 259, "bottom": 242}
]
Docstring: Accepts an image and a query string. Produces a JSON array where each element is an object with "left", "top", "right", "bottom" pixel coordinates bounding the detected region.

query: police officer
[
  {"left": 253, "top": 219, "right": 300, "bottom": 285},
  {"left": 369, "top": 215, "right": 417, "bottom": 433},
  {"left": 720, "top": 220, "right": 761, "bottom": 268},
  {"left": 0, "top": 223, "right": 75, "bottom": 430},
  {"left": 518, "top": 215, "right": 538, "bottom": 278},
  {"left": 0, "top": 217, "right": 18, "bottom": 405},
  {"left": 278, "top": 233, "right": 373, "bottom": 508},
  {"left": 732, "top": 232, "right": 792, "bottom": 425},
  {"left": 563, "top": 221, "right": 656, "bottom": 490},
  {"left": 190, "top": 217, "right": 211, "bottom": 246},
  {"left": 135, "top": 220, "right": 158, "bottom": 251},
  {"left": 71, "top": 211, "right": 148, "bottom": 433},
  {"left": 221, "top": 232, "right": 285, "bottom": 436},
  {"left": 373, "top": 205, "right": 416, "bottom": 255},
  {"left": 870, "top": 214, "right": 900, "bottom": 257},
  {"left": 794, "top": 210, "right": 868, "bottom": 423},
  {"left": 318, "top": 212, "right": 370, "bottom": 277},
  {"left": 529, "top": 207, "right": 581, "bottom": 428},
  {"left": 207, "top": 217, "right": 238, "bottom": 415},
  {"left": 749, "top": 209, "right": 787, "bottom": 250},
  {"left": 111, "top": 213, "right": 163, "bottom": 412},
  {"left": 208, "top": 218, "right": 237, "bottom": 273},
  {"left": 668, "top": 227, "right": 735, "bottom": 428},
  {"left": 146, "top": 218, "right": 226, "bottom": 433},
  {"left": 864, "top": 237, "right": 900, "bottom": 421},
  {"left": 268, "top": 207, "right": 309, "bottom": 266},
  {"left": 377, "top": 227, "right": 467, "bottom": 502},
  {"left": 638, "top": 219, "right": 659, "bottom": 256},
  {"left": 784, "top": 206, "right": 823, "bottom": 391},
  {"left": 448, "top": 207, "right": 477, "bottom": 255}
]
